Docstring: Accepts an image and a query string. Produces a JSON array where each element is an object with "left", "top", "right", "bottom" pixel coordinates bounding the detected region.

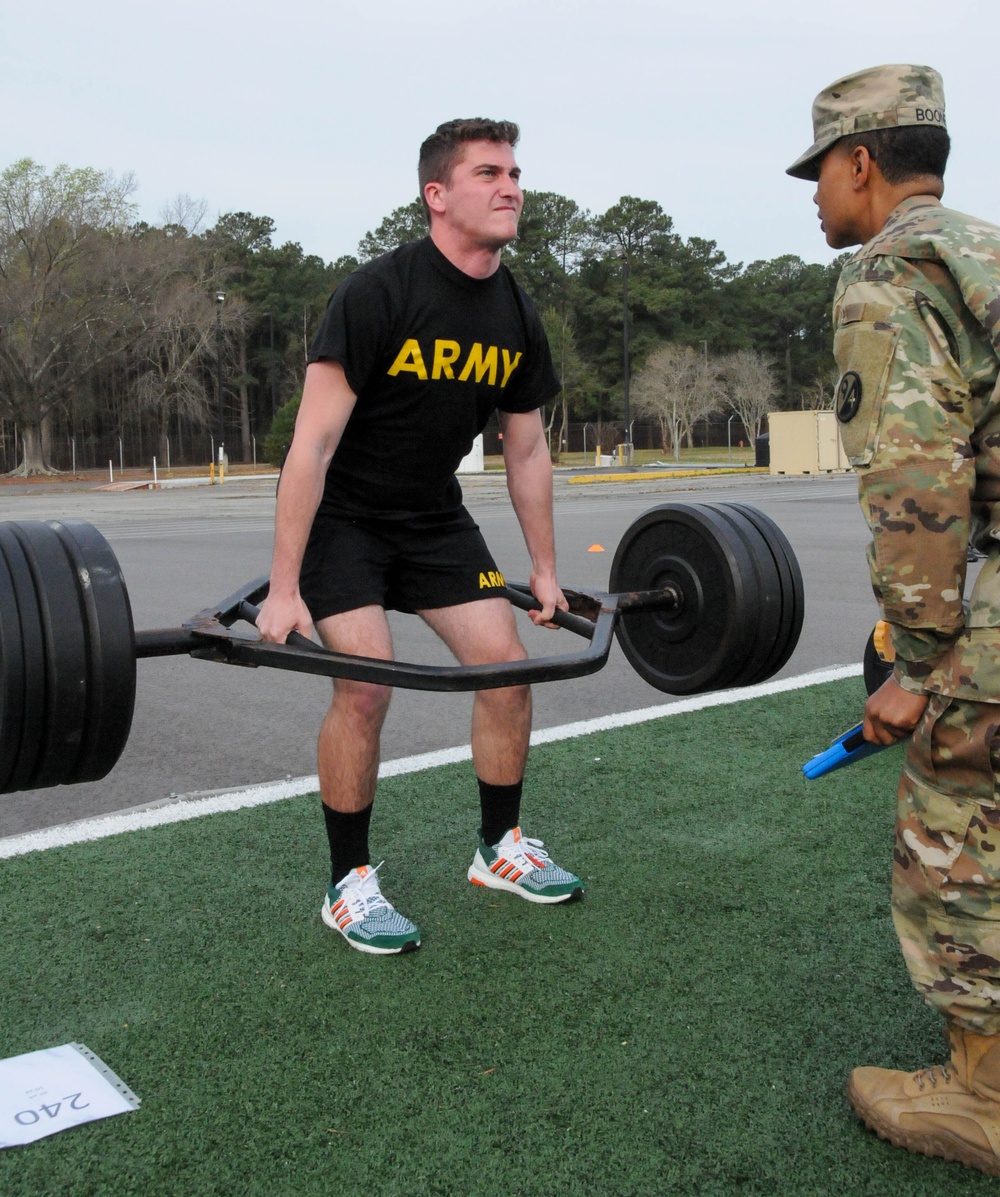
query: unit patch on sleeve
[{"left": 835, "top": 371, "right": 863, "bottom": 423}]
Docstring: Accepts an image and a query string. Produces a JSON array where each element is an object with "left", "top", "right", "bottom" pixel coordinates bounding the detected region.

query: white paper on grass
[{"left": 0, "top": 1043, "right": 140, "bottom": 1148}]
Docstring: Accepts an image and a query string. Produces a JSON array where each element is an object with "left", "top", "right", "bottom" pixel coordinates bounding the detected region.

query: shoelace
[
  {"left": 504, "top": 834, "right": 551, "bottom": 871},
  {"left": 915, "top": 1064, "right": 955, "bottom": 1089},
  {"left": 342, "top": 861, "right": 390, "bottom": 918}
]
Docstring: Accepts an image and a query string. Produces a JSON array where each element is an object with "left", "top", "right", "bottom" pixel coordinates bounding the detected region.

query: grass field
[{"left": 1, "top": 673, "right": 995, "bottom": 1196}]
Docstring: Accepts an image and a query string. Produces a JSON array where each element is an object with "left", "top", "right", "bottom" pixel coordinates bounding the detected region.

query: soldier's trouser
[{"left": 893, "top": 693, "right": 1000, "bottom": 1033}]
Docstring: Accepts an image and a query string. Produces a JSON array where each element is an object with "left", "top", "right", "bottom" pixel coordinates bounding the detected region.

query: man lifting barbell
[
  {"left": 0, "top": 132, "right": 805, "bottom": 956},
  {"left": 256, "top": 118, "right": 585, "bottom": 955}
]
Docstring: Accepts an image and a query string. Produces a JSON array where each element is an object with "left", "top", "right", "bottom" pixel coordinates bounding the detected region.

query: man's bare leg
[
  {"left": 315, "top": 605, "right": 394, "bottom": 814},
  {"left": 420, "top": 598, "right": 582, "bottom": 902},
  {"left": 419, "top": 598, "right": 530, "bottom": 784},
  {"left": 314, "top": 605, "right": 421, "bottom": 952}
]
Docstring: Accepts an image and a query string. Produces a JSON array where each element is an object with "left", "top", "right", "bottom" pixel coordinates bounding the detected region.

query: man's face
[
  {"left": 433, "top": 140, "right": 523, "bottom": 250},
  {"left": 813, "top": 144, "right": 866, "bottom": 249}
]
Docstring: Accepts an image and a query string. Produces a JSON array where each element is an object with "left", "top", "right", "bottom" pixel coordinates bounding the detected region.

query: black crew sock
[
  {"left": 478, "top": 779, "right": 523, "bottom": 847},
  {"left": 322, "top": 801, "right": 373, "bottom": 887}
]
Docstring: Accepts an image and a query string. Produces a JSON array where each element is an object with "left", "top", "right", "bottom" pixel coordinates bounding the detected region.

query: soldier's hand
[
  {"left": 528, "top": 571, "right": 569, "bottom": 629},
  {"left": 256, "top": 591, "right": 314, "bottom": 645},
  {"left": 863, "top": 677, "right": 929, "bottom": 746}
]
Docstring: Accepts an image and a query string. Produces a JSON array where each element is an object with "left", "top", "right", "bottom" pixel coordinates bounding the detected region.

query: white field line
[{"left": 0, "top": 665, "right": 862, "bottom": 860}]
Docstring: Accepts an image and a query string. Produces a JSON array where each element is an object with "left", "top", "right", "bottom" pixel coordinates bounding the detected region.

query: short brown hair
[{"left": 418, "top": 118, "right": 520, "bottom": 221}]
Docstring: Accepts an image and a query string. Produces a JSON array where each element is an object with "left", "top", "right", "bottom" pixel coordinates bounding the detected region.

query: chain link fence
[{"left": 1, "top": 415, "right": 761, "bottom": 475}]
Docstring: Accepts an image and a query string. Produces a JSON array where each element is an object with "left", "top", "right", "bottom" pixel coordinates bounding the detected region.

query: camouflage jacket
[{"left": 833, "top": 196, "right": 1000, "bottom": 700}]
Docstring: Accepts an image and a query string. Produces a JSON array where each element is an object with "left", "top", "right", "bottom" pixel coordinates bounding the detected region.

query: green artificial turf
[{"left": 2, "top": 676, "right": 997, "bottom": 1196}]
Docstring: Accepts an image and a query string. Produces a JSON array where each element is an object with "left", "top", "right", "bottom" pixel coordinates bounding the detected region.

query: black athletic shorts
[{"left": 299, "top": 510, "right": 508, "bottom": 621}]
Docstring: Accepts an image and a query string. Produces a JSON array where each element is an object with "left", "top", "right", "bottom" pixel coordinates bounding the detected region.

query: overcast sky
[{"left": 3, "top": 0, "right": 997, "bottom": 273}]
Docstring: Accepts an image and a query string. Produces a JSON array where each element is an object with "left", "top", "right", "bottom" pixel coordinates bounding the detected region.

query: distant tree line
[{"left": 0, "top": 159, "right": 845, "bottom": 475}]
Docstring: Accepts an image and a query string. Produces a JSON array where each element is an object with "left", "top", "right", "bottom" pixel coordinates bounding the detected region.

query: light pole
[
  {"left": 268, "top": 311, "right": 277, "bottom": 419},
  {"left": 215, "top": 292, "right": 226, "bottom": 460},
  {"left": 786, "top": 332, "right": 793, "bottom": 401},
  {"left": 619, "top": 246, "right": 632, "bottom": 464},
  {"left": 702, "top": 340, "right": 709, "bottom": 449}
]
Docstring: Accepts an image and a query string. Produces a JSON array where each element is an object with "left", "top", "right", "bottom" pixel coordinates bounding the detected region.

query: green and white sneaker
[
  {"left": 468, "top": 826, "right": 584, "bottom": 904},
  {"left": 321, "top": 863, "right": 421, "bottom": 955}
]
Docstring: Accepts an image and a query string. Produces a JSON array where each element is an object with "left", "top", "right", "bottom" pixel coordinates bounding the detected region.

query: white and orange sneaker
[
  {"left": 468, "top": 827, "right": 584, "bottom": 904},
  {"left": 321, "top": 863, "right": 421, "bottom": 955}
]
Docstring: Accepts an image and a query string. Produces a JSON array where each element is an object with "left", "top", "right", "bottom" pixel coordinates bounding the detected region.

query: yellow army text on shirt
[{"left": 832, "top": 196, "right": 1000, "bottom": 699}]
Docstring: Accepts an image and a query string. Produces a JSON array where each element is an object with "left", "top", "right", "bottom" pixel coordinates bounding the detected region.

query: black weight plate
[
  {"left": 863, "top": 626, "right": 893, "bottom": 696},
  {"left": 0, "top": 525, "right": 48, "bottom": 794},
  {"left": 609, "top": 503, "right": 763, "bottom": 694},
  {"left": 705, "top": 505, "right": 784, "bottom": 688},
  {"left": 0, "top": 536, "right": 26, "bottom": 794},
  {"left": 720, "top": 503, "right": 805, "bottom": 683},
  {"left": 52, "top": 521, "right": 136, "bottom": 783},
  {"left": 8, "top": 521, "right": 91, "bottom": 790}
]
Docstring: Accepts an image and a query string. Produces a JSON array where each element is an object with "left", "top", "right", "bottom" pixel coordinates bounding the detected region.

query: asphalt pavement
[{"left": 0, "top": 467, "right": 874, "bottom": 838}]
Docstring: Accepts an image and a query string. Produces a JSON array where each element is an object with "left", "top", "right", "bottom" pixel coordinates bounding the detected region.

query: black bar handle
[
  {"left": 501, "top": 587, "right": 598, "bottom": 640},
  {"left": 186, "top": 599, "right": 619, "bottom": 692}
]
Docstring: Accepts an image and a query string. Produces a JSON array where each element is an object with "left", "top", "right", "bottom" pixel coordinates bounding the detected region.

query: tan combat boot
[{"left": 847, "top": 1025, "right": 1000, "bottom": 1176}]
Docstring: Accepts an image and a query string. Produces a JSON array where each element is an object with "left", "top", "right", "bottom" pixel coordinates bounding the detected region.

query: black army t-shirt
[{"left": 307, "top": 237, "right": 559, "bottom": 521}]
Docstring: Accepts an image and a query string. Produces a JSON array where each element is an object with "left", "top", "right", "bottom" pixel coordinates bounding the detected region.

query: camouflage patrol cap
[{"left": 786, "top": 64, "right": 946, "bottom": 181}]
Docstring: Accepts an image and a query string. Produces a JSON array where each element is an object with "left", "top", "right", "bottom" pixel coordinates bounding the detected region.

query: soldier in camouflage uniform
[{"left": 789, "top": 65, "right": 1000, "bottom": 1175}]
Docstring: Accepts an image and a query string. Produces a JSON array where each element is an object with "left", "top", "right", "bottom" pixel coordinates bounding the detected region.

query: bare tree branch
[
  {"left": 720, "top": 349, "right": 777, "bottom": 443},
  {"left": 632, "top": 343, "right": 722, "bottom": 460}
]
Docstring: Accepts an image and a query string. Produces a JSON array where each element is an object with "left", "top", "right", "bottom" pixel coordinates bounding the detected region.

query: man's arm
[
  {"left": 834, "top": 277, "right": 974, "bottom": 736},
  {"left": 499, "top": 408, "right": 568, "bottom": 627},
  {"left": 256, "top": 361, "right": 357, "bottom": 643}
]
